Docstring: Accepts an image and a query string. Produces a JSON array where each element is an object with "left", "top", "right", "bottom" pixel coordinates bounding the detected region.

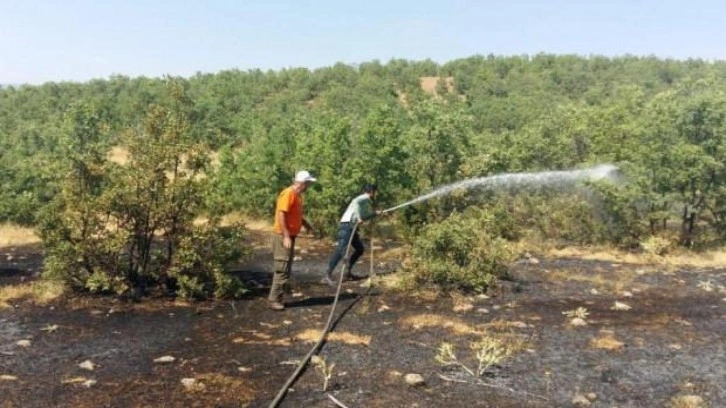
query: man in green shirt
[{"left": 322, "top": 184, "right": 379, "bottom": 286}]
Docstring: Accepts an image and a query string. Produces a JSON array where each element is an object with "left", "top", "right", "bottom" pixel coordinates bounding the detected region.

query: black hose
[{"left": 268, "top": 222, "right": 361, "bottom": 408}]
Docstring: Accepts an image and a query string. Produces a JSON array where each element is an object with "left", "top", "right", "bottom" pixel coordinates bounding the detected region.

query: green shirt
[{"left": 340, "top": 193, "right": 375, "bottom": 223}]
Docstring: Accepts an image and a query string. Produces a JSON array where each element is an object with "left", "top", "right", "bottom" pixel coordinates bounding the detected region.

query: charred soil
[{"left": 1, "top": 235, "right": 724, "bottom": 408}]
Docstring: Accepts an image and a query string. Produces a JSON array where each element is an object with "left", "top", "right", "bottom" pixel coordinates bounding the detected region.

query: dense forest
[{"left": 3, "top": 54, "right": 726, "bottom": 295}]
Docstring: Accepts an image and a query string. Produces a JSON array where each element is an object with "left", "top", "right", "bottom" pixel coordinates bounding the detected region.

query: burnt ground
[{"left": 1, "top": 234, "right": 725, "bottom": 408}]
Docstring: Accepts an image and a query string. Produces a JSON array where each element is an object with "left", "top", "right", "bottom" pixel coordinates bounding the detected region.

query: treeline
[{"left": 3, "top": 54, "right": 726, "bottom": 249}]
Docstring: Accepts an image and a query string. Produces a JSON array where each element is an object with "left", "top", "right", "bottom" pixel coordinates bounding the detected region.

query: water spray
[
  {"left": 381, "top": 164, "right": 620, "bottom": 214},
  {"left": 270, "top": 164, "right": 620, "bottom": 407}
]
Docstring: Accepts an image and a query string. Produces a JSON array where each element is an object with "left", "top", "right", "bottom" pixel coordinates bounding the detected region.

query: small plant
[
  {"left": 696, "top": 280, "right": 713, "bottom": 292},
  {"left": 640, "top": 235, "right": 673, "bottom": 255},
  {"left": 435, "top": 336, "right": 507, "bottom": 378},
  {"left": 311, "top": 355, "right": 335, "bottom": 392},
  {"left": 471, "top": 337, "right": 507, "bottom": 376},
  {"left": 562, "top": 307, "right": 590, "bottom": 319}
]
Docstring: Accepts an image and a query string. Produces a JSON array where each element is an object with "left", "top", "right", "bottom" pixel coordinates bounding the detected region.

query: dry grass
[
  {"left": 107, "top": 146, "right": 221, "bottom": 169},
  {"left": 106, "top": 146, "right": 130, "bottom": 164},
  {"left": 295, "top": 329, "right": 371, "bottom": 346},
  {"left": 632, "top": 313, "right": 692, "bottom": 330},
  {"left": 590, "top": 330, "right": 625, "bottom": 351},
  {"left": 194, "top": 373, "right": 257, "bottom": 403},
  {"left": 0, "top": 223, "right": 39, "bottom": 247},
  {"left": 549, "top": 245, "right": 726, "bottom": 269},
  {"left": 221, "top": 212, "right": 272, "bottom": 231},
  {"left": 668, "top": 395, "right": 708, "bottom": 408},
  {"left": 420, "top": 76, "right": 454, "bottom": 94},
  {"left": 0, "top": 280, "right": 65, "bottom": 309},
  {"left": 400, "top": 313, "right": 483, "bottom": 335},
  {"left": 544, "top": 267, "right": 636, "bottom": 293},
  {"left": 371, "top": 245, "right": 408, "bottom": 263}
]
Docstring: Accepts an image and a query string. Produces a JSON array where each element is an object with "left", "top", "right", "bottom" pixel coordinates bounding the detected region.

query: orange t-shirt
[{"left": 273, "top": 186, "right": 304, "bottom": 236}]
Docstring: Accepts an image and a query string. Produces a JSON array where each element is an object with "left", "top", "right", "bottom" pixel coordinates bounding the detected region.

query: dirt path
[{"left": 1, "top": 239, "right": 724, "bottom": 407}]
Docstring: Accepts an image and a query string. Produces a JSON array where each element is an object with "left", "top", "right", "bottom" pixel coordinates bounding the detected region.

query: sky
[{"left": 2, "top": 0, "right": 726, "bottom": 85}]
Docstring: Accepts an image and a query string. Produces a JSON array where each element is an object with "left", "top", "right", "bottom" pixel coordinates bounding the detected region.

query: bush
[
  {"left": 640, "top": 234, "right": 675, "bottom": 255},
  {"left": 403, "top": 211, "right": 515, "bottom": 293},
  {"left": 39, "top": 83, "right": 250, "bottom": 300}
]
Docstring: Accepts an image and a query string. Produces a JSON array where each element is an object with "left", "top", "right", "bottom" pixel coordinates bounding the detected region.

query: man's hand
[{"left": 283, "top": 236, "right": 292, "bottom": 249}]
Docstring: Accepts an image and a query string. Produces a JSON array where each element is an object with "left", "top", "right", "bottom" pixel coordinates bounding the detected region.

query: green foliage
[
  {"left": 588, "top": 180, "right": 649, "bottom": 247},
  {"left": 38, "top": 82, "right": 249, "bottom": 299},
  {"left": 4, "top": 55, "right": 726, "bottom": 255},
  {"left": 499, "top": 193, "right": 604, "bottom": 245},
  {"left": 404, "top": 212, "right": 515, "bottom": 293}
]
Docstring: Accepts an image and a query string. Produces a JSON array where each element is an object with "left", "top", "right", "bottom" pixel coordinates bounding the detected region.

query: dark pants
[
  {"left": 326, "top": 222, "right": 364, "bottom": 276},
  {"left": 268, "top": 234, "right": 295, "bottom": 302}
]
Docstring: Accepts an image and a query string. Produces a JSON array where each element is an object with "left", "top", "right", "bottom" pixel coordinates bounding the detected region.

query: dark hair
[{"left": 362, "top": 183, "right": 377, "bottom": 193}]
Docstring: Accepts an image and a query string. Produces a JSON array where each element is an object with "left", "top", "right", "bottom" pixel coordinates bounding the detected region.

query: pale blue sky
[{"left": 2, "top": 0, "right": 725, "bottom": 84}]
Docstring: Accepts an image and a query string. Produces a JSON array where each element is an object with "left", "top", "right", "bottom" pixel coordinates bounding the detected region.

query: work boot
[
  {"left": 345, "top": 268, "right": 366, "bottom": 281},
  {"left": 268, "top": 300, "right": 285, "bottom": 311},
  {"left": 320, "top": 275, "right": 336, "bottom": 287},
  {"left": 341, "top": 266, "right": 352, "bottom": 282}
]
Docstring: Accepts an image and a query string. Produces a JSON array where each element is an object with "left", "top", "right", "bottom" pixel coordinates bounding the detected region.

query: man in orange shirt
[{"left": 268, "top": 170, "right": 316, "bottom": 310}]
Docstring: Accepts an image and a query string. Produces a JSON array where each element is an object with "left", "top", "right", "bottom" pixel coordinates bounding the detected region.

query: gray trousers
[{"left": 268, "top": 234, "right": 295, "bottom": 302}]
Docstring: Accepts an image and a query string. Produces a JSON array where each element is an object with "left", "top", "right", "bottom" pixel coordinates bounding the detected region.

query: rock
[
  {"left": 611, "top": 301, "right": 632, "bottom": 311},
  {"left": 238, "top": 366, "right": 252, "bottom": 373},
  {"left": 404, "top": 373, "right": 425, "bottom": 387},
  {"left": 181, "top": 378, "right": 197, "bottom": 388},
  {"left": 453, "top": 303, "right": 473, "bottom": 313},
  {"left": 476, "top": 308, "right": 490, "bottom": 314},
  {"left": 590, "top": 288, "right": 599, "bottom": 295},
  {"left": 570, "top": 317, "right": 588, "bottom": 326},
  {"left": 0, "top": 374, "right": 18, "bottom": 381},
  {"left": 153, "top": 355, "right": 175, "bottom": 363},
  {"left": 78, "top": 360, "right": 97, "bottom": 371},
  {"left": 82, "top": 379, "right": 97, "bottom": 388},
  {"left": 181, "top": 378, "right": 205, "bottom": 391},
  {"left": 572, "top": 394, "right": 591, "bottom": 406},
  {"left": 586, "top": 392, "right": 597, "bottom": 401},
  {"left": 16, "top": 339, "right": 31, "bottom": 348}
]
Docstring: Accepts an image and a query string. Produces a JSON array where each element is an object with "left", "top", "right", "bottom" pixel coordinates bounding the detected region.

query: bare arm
[{"left": 277, "top": 210, "right": 292, "bottom": 248}]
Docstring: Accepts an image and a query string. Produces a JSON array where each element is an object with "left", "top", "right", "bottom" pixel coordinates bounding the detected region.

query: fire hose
[{"left": 268, "top": 221, "right": 370, "bottom": 408}]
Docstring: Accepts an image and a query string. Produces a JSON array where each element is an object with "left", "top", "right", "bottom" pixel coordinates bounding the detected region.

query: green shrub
[
  {"left": 38, "top": 83, "right": 250, "bottom": 300},
  {"left": 404, "top": 212, "right": 515, "bottom": 293},
  {"left": 640, "top": 234, "right": 675, "bottom": 255}
]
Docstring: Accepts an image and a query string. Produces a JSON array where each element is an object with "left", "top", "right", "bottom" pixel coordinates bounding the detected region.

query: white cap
[{"left": 294, "top": 170, "right": 317, "bottom": 183}]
